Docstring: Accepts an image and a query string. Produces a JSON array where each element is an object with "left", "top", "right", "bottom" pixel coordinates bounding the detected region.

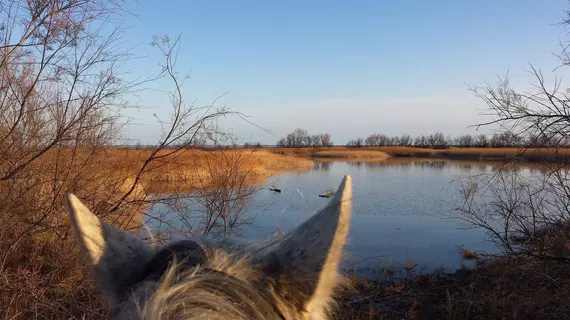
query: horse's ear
[
  {"left": 254, "top": 175, "right": 352, "bottom": 319},
  {"left": 66, "top": 194, "right": 153, "bottom": 303}
]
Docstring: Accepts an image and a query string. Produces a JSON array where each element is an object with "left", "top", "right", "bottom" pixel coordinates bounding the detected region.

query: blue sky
[{"left": 117, "top": 0, "right": 570, "bottom": 144}]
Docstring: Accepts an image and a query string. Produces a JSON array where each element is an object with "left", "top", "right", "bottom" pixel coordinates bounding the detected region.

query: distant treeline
[
  {"left": 117, "top": 129, "right": 567, "bottom": 149},
  {"left": 275, "top": 128, "right": 334, "bottom": 148},
  {"left": 272, "top": 129, "right": 569, "bottom": 149}
]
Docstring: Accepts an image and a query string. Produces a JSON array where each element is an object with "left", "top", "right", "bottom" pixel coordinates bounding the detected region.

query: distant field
[
  {"left": 41, "top": 148, "right": 315, "bottom": 194},
  {"left": 311, "top": 149, "right": 390, "bottom": 161},
  {"left": 263, "top": 146, "right": 570, "bottom": 162},
  {"left": 76, "top": 146, "right": 570, "bottom": 194},
  {"left": 113, "top": 148, "right": 315, "bottom": 192}
]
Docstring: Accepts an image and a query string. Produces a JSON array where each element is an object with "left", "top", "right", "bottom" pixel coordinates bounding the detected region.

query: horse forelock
[{"left": 121, "top": 240, "right": 290, "bottom": 320}]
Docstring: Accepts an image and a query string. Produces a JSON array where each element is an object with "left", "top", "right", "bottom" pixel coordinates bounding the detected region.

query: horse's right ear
[
  {"left": 66, "top": 194, "right": 153, "bottom": 303},
  {"left": 253, "top": 175, "right": 352, "bottom": 319}
]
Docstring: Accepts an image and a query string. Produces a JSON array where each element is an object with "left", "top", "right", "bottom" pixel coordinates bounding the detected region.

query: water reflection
[
  {"left": 149, "top": 159, "right": 548, "bottom": 279},
  {"left": 336, "top": 158, "right": 548, "bottom": 176},
  {"left": 313, "top": 161, "right": 332, "bottom": 171}
]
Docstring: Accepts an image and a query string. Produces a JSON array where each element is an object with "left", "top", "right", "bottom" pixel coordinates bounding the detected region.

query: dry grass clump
[{"left": 458, "top": 247, "right": 480, "bottom": 260}]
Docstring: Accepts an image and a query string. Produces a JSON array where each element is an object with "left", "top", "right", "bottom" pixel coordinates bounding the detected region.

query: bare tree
[
  {"left": 457, "top": 7, "right": 570, "bottom": 262},
  {"left": 0, "top": 1, "right": 142, "bottom": 317},
  {"left": 0, "top": 0, "right": 133, "bottom": 182},
  {"left": 389, "top": 135, "right": 400, "bottom": 146},
  {"left": 0, "top": 2, "right": 244, "bottom": 318},
  {"left": 346, "top": 137, "right": 364, "bottom": 147},
  {"left": 457, "top": 165, "right": 570, "bottom": 260},
  {"left": 456, "top": 134, "right": 474, "bottom": 148},
  {"left": 282, "top": 128, "right": 309, "bottom": 147},
  {"left": 474, "top": 134, "right": 489, "bottom": 148},
  {"left": 319, "top": 132, "right": 333, "bottom": 147},
  {"left": 525, "top": 132, "right": 559, "bottom": 148},
  {"left": 276, "top": 137, "right": 287, "bottom": 147},
  {"left": 365, "top": 133, "right": 390, "bottom": 146},
  {"left": 292, "top": 128, "right": 309, "bottom": 147},
  {"left": 489, "top": 132, "right": 523, "bottom": 148},
  {"left": 427, "top": 132, "right": 448, "bottom": 149},
  {"left": 399, "top": 134, "right": 413, "bottom": 146},
  {"left": 414, "top": 135, "right": 428, "bottom": 148},
  {"left": 277, "top": 129, "right": 332, "bottom": 147}
]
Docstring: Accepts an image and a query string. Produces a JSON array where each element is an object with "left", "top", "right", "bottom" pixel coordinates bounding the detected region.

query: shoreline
[
  {"left": 336, "top": 253, "right": 570, "bottom": 319},
  {"left": 264, "top": 146, "right": 570, "bottom": 163},
  {"left": 133, "top": 146, "right": 569, "bottom": 193}
]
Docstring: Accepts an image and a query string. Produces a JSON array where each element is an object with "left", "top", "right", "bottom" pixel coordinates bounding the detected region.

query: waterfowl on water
[
  {"left": 269, "top": 186, "right": 282, "bottom": 193},
  {"left": 319, "top": 188, "right": 335, "bottom": 198}
]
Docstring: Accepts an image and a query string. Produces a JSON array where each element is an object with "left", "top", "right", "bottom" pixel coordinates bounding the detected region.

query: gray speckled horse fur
[{"left": 66, "top": 175, "right": 352, "bottom": 320}]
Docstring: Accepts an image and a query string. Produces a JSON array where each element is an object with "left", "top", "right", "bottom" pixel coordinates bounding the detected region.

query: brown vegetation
[
  {"left": 312, "top": 150, "right": 390, "bottom": 161},
  {"left": 0, "top": 1, "right": 314, "bottom": 318},
  {"left": 268, "top": 146, "right": 570, "bottom": 162},
  {"left": 0, "top": 146, "right": 313, "bottom": 319},
  {"left": 457, "top": 247, "right": 480, "bottom": 260},
  {"left": 107, "top": 148, "right": 314, "bottom": 193},
  {"left": 336, "top": 256, "right": 570, "bottom": 319}
]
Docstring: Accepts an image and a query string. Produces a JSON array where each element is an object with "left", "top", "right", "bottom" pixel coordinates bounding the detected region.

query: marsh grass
[
  {"left": 0, "top": 148, "right": 313, "bottom": 319},
  {"left": 268, "top": 146, "right": 570, "bottom": 163},
  {"left": 312, "top": 150, "right": 390, "bottom": 161},
  {"left": 457, "top": 247, "right": 480, "bottom": 260},
  {"left": 55, "top": 148, "right": 314, "bottom": 194}
]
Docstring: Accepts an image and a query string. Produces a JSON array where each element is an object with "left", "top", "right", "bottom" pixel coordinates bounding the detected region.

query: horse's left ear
[
  {"left": 254, "top": 175, "right": 352, "bottom": 319},
  {"left": 66, "top": 194, "right": 153, "bottom": 303}
]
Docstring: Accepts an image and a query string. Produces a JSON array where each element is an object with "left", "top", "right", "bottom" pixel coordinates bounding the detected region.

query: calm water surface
[{"left": 149, "top": 160, "right": 533, "bottom": 278}]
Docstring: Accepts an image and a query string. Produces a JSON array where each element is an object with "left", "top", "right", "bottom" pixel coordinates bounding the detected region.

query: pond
[{"left": 148, "top": 159, "right": 535, "bottom": 279}]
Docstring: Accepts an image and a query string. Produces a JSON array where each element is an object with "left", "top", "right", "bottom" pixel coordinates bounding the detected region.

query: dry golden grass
[
  {"left": 266, "top": 146, "right": 570, "bottom": 163},
  {"left": 0, "top": 147, "right": 314, "bottom": 319},
  {"left": 312, "top": 150, "right": 390, "bottom": 161},
  {"left": 78, "top": 148, "right": 314, "bottom": 193},
  {"left": 435, "top": 147, "right": 570, "bottom": 160},
  {"left": 247, "top": 149, "right": 316, "bottom": 175},
  {"left": 458, "top": 247, "right": 480, "bottom": 260}
]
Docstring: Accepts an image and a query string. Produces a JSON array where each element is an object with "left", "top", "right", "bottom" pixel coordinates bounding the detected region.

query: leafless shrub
[
  {"left": 455, "top": 8, "right": 570, "bottom": 261},
  {"left": 191, "top": 148, "right": 261, "bottom": 237},
  {"left": 456, "top": 162, "right": 570, "bottom": 260},
  {"left": 0, "top": 1, "right": 249, "bottom": 318},
  {"left": 0, "top": 1, "right": 138, "bottom": 317},
  {"left": 147, "top": 145, "right": 263, "bottom": 242}
]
